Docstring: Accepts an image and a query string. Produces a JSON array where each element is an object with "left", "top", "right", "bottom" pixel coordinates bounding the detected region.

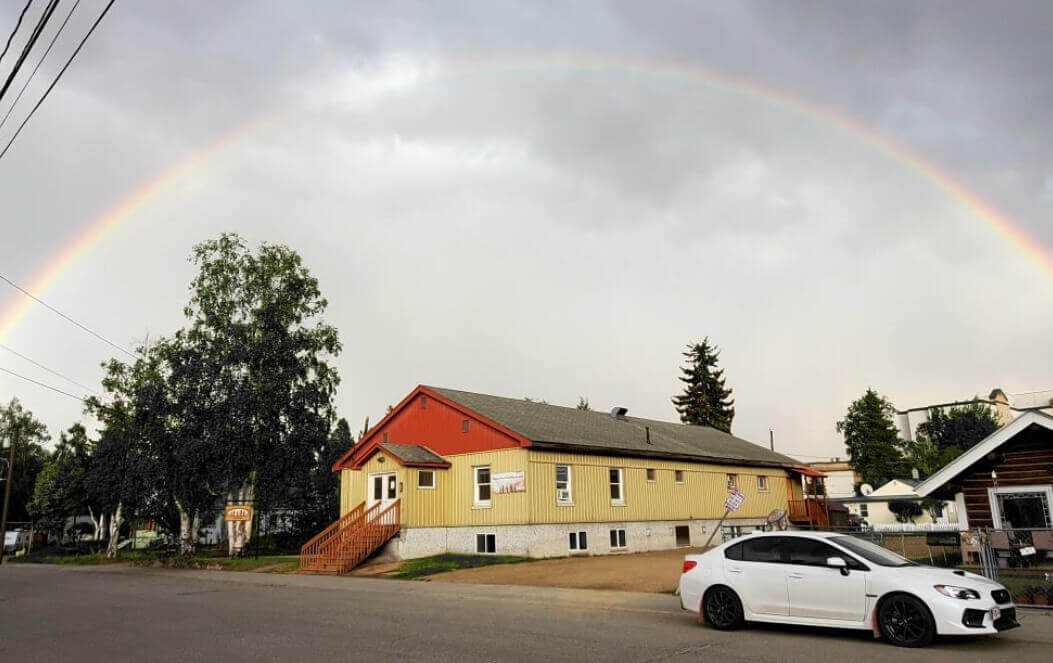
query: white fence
[{"left": 870, "top": 522, "right": 961, "bottom": 532}]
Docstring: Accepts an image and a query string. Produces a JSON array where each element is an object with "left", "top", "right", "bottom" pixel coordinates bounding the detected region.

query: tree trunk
[
  {"left": 226, "top": 485, "right": 254, "bottom": 557},
  {"left": 106, "top": 504, "right": 123, "bottom": 559},
  {"left": 175, "top": 500, "right": 198, "bottom": 556}
]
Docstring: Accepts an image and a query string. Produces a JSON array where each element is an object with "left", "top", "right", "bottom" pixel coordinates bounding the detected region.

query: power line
[
  {"left": 0, "top": 341, "right": 99, "bottom": 395},
  {"left": 0, "top": 364, "right": 87, "bottom": 403},
  {"left": 0, "top": 271, "right": 137, "bottom": 359},
  {"left": 0, "top": 0, "right": 35, "bottom": 68},
  {"left": 0, "top": 0, "right": 81, "bottom": 133},
  {"left": 0, "top": 0, "right": 116, "bottom": 162},
  {"left": 0, "top": 0, "right": 58, "bottom": 104}
]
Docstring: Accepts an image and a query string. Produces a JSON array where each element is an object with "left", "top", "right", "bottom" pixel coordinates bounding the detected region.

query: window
[
  {"left": 741, "top": 536, "right": 789, "bottom": 563},
  {"left": 675, "top": 525, "right": 691, "bottom": 547},
  {"left": 474, "top": 466, "right": 491, "bottom": 506},
  {"left": 724, "top": 542, "right": 744, "bottom": 561},
  {"left": 417, "top": 470, "right": 435, "bottom": 489},
  {"left": 462, "top": 419, "right": 470, "bottom": 433},
  {"left": 555, "top": 465, "right": 572, "bottom": 504},
  {"left": 831, "top": 536, "right": 913, "bottom": 567},
  {"left": 609, "top": 529, "right": 627, "bottom": 549},
  {"left": 989, "top": 485, "right": 1053, "bottom": 529},
  {"left": 674, "top": 470, "right": 684, "bottom": 483},
  {"left": 569, "top": 531, "right": 588, "bottom": 551},
  {"left": 609, "top": 468, "right": 624, "bottom": 504},
  {"left": 476, "top": 533, "right": 496, "bottom": 554},
  {"left": 727, "top": 474, "right": 738, "bottom": 489},
  {"left": 788, "top": 538, "right": 865, "bottom": 570},
  {"left": 859, "top": 504, "right": 869, "bottom": 517},
  {"left": 386, "top": 474, "right": 397, "bottom": 499},
  {"left": 757, "top": 475, "right": 768, "bottom": 492},
  {"left": 420, "top": 395, "right": 427, "bottom": 409},
  {"left": 646, "top": 468, "right": 656, "bottom": 482}
]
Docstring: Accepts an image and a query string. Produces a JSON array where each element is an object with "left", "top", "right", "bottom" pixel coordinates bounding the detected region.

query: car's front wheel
[
  {"left": 702, "top": 586, "right": 745, "bottom": 630},
  {"left": 877, "top": 594, "right": 935, "bottom": 648}
]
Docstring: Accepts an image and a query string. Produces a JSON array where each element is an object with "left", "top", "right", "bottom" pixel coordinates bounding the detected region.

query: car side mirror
[{"left": 827, "top": 556, "right": 850, "bottom": 576}]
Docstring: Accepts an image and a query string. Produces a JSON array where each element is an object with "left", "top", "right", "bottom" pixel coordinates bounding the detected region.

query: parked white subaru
[{"left": 678, "top": 531, "right": 1018, "bottom": 647}]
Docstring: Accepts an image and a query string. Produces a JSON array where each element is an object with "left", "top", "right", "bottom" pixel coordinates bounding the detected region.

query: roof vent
[{"left": 610, "top": 406, "right": 628, "bottom": 420}]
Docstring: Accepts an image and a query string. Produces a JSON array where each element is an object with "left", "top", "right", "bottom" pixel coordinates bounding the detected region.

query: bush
[{"left": 887, "top": 499, "right": 924, "bottom": 524}]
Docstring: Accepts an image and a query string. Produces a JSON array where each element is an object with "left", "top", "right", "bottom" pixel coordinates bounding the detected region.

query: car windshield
[{"left": 831, "top": 535, "right": 916, "bottom": 567}]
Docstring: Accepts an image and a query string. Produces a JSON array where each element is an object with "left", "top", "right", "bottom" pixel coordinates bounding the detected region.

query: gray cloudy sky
[{"left": 1, "top": 0, "right": 1050, "bottom": 461}]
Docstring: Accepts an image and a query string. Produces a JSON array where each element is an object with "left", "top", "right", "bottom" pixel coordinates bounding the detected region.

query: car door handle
[
  {"left": 728, "top": 567, "right": 742, "bottom": 573},
  {"left": 787, "top": 572, "right": 804, "bottom": 579}
]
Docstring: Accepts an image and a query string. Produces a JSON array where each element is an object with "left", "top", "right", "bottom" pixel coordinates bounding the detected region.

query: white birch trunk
[
  {"left": 106, "top": 504, "right": 123, "bottom": 559},
  {"left": 176, "top": 499, "right": 198, "bottom": 556},
  {"left": 226, "top": 485, "right": 254, "bottom": 557}
]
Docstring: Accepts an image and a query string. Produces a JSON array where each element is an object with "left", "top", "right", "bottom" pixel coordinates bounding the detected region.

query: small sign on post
[
  {"left": 224, "top": 505, "right": 253, "bottom": 522},
  {"left": 704, "top": 488, "right": 747, "bottom": 548}
]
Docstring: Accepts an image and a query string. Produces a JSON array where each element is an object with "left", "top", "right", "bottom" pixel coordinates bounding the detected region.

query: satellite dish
[
  {"left": 860, "top": 483, "right": 874, "bottom": 496},
  {"left": 766, "top": 508, "right": 788, "bottom": 531}
]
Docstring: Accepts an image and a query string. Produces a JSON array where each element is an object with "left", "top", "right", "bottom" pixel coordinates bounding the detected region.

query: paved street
[{"left": 1, "top": 565, "right": 1051, "bottom": 662}]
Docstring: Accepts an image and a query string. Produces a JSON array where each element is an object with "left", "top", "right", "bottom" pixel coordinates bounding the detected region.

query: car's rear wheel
[
  {"left": 877, "top": 594, "right": 935, "bottom": 648},
  {"left": 703, "top": 586, "right": 745, "bottom": 630}
]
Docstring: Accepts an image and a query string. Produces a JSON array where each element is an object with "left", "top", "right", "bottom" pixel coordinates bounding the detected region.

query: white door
[
  {"left": 785, "top": 538, "right": 867, "bottom": 622},
  {"left": 368, "top": 472, "right": 398, "bottom": 508},
  {"left": 724, "top": 536, "right": 790, "bottom": 616}
]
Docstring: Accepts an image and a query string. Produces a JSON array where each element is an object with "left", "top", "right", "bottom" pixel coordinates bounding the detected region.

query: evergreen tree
[
  {"left": 837, "top": 388, "right": 908, "bottom": 486},
  {"left": 672, "top": 338, "right": 735, "bottom": 433}
]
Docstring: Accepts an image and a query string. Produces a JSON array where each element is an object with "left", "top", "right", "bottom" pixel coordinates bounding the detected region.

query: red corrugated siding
[{"left": 334, "top": 386, "right": 528, "bottom": 469}]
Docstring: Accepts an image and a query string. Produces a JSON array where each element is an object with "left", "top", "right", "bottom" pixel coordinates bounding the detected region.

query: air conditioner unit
[{"left": 557, "top": 490, "right": 571, "bottom": 503}]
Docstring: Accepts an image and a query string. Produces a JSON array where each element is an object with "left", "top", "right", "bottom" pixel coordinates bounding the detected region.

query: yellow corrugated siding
[
  {"left": 338, "top": 448, "right": 792, "bottom": 526},
  {"left": 527, "top": 451, "right": 789, "bottom": 523}
]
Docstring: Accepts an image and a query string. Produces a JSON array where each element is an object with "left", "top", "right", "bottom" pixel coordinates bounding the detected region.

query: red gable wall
[{"left": 334, "top": 386, "right": 530, "bottom": 470}]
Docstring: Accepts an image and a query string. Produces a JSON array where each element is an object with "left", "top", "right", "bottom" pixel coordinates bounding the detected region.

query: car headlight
[{"left": 934, "top": 585, "right": 981, "bottom": 599}]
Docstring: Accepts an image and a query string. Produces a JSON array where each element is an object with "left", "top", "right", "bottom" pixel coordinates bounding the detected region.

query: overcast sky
[{"left": 1, "top": 0, "right": 1050, "bottom": 461}]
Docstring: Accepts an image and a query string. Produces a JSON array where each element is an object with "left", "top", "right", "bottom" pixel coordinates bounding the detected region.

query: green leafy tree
[
  {"left": 888, "top": 499, "right": 924, "bottom": 524},
  {"left": 0, "top": 398, "right": 50, "bottom": 527},
  {"left": 180, "top": 234, "right": 341, "bottom": 554},
  {"left": 904, "top": 401, "right": 1000, "bottom": 479},
  {"left": 297, "top": 417, "right": 351, "bottom": 533},
  {"left": 837, "top": 388, "right": 907, "bottom": 487},
  {"left": 29, "top": 424, "right": 92, "bottom": 543},
  {"left": 672, "top": 338, "right": 735, "bottom": 433}
]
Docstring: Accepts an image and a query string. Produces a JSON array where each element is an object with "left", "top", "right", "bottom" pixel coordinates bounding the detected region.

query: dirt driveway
[{"left": 427, "top": 548, "right": 702, "bottom": 593}]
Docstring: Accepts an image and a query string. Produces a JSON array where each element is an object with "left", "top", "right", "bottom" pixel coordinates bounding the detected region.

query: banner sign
[
  {"left": 224, "top": 505, "right": 253, "bottom": 522},
  {"left": 724, "top": 488, "right": 746, "bottom": 512},
  {"left": 492, "top": 471, "right": 526, "bottom": 494}
]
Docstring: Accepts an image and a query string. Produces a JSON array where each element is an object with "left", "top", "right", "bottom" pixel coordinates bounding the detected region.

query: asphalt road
[{"left": 1, "top": 565, "right": 1051, "bottom": 662}]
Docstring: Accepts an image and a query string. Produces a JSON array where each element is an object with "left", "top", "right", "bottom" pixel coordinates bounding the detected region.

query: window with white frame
[
  {"left": 476, "top": 533, "right": 496, "bottom": 554},
  {"left": 757, "top": 475, "right": 768, "bottom": 492},
  {"left": 988, "top": 485, "right": 1053, "bottom": 529},
  {"left": 474, "top": 466, "right": 491, "bottom": 507},
  {"left": 726, "top": 473, "right": 738, "bottom": 489},
  {"left": 609, "top": 528, "right": 627, "bottom": 549},
  {"left": 417, "top": 470, "right": 435, "bottom": 489},
  {"left": 555, "top": 465, "right": 572, "bottom": 505},
  {"left": 609, "top": 468, "right": 625, "bottom": 505},
  {"left": 569, "top": 530, "right": 588, "bottom": 551}
]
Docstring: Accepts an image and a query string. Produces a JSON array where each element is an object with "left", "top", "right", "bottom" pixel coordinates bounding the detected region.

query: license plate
[
  {"left": 991, "top": 607, "right": 1001, "bottom": 621},
  {"left": 1019, "top": 546, "right": 1036, "bottom": 556}
]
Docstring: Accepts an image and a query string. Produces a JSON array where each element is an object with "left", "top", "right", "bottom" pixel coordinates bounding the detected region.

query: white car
[{"left": 678, "top": 531, "right": 1018, "bottom": 647}]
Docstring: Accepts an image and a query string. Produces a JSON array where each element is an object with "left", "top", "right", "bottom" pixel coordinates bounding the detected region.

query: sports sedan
[{"left": 678, "top": 531, "right": 1018, "bottom": 647}]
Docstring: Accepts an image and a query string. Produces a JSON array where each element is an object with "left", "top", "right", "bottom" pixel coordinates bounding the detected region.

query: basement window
[
  {"left": 417, "top": 470, "right": 435, "bottom": 489},
  {"left": 569, "top": 531, "right": 588, "bottom": 551},
  {"left": 476, "top": 533, "right": 496, "bottom": 554},
  {"left": 609, "top": 528, "right": 627, "bottom": 549},
  {"left": 646, "top": 468, "right": 656, "bottom": 482}
]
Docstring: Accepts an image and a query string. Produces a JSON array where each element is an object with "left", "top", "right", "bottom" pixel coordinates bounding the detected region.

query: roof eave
[{"left": 527, "top": 440, "right": 801, "bottom": 470}]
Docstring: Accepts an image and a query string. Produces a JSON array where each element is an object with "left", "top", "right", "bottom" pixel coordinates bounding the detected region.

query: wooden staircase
[
  {"left": 299, "top": 499, "right": 401, "bottom": 575},
  {"left": 788, "top": 497, "right": 830, "bottom": 529}
]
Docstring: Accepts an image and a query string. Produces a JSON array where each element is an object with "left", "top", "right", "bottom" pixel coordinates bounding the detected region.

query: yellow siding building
[{"left": 333, "top": 386, "right": 814, "bottom": 560}]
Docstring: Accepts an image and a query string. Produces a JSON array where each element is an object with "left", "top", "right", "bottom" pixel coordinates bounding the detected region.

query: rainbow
[{"left": 1, "top": 52, "right": 1049, "bottom": 344}]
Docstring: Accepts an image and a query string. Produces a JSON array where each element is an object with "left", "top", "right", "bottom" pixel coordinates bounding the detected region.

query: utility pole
[{"left": 0, "top": 436, "right": 16, "bottom": 565}]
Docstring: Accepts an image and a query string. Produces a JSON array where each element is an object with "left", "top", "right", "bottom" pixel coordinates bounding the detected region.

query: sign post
[{"left": 703, "top": 488, "right": 746, "bottom": 548}]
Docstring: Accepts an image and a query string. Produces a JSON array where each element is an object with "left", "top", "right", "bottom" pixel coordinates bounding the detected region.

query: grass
[
  {"left": 14, "top": 550, "right": 300, "bottom": 573},
  {"left": 395, "top": 553, "right": 531, "bottom": 578}
]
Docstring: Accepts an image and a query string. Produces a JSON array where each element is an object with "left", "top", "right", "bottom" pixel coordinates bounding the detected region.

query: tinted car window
[
  {"left": 724, "top": 542, "right": 743, "bottom": 561},
  {"left": 741, "top": 537, "right": 789, "bottom": 563},
  {"left": 789, "top": 538, "right": 867, "bottom": 570}
]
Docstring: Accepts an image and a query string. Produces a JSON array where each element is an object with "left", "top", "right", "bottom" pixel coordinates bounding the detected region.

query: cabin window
[
  {"left": 646, "top": 468, "right": 656, "bottom": 482},
  {"left": 674, "top": 470, "right": 684, "bottom": 483},
  {"left": 569, "top": 531, "right": 588, "bottom": 551},
  {"left": 556, "top": 465, "right": 572, "bottom": 505},
  {"left": 726, "top": 473, "right": 738, "bottom": 490},
  {"left": 417, "top": 470, "right": 435, "bottom": 489},
  {"left": 989, "top": 485, "right": 1053, "bottom": 529},
  {"left": 476, "top": 533, "right": 496, "bottom": 554},
  {"left": 757, "top": 475, "right": 768, "bottom": 492},
  {"left": 609, "top": 468, "right": 625, "bottom": 505},
  {"left": 474, "top": 466, "right": 491, "bottom": 507},
  {"left": 609, "top": 528, "right": 627, "bottom": 549}
]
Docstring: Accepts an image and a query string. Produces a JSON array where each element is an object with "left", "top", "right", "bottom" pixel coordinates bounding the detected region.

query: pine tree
[
  {"left": 837, "top": 388, "right": 908, "bottom": 486},
  {"left": 672, "top": 338, "right": 735, "bottom": 433}
]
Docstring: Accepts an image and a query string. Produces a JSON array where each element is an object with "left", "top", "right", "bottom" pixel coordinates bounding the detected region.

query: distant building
[
  {"left": 834, "top": 478, "right": 957, "bottom": 528},
  {"left": 896, "top": 387, "right": 1053, "bottom": 443},
  {"left": 806, "top": 459, "right": 860, "bottom": 498}
]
